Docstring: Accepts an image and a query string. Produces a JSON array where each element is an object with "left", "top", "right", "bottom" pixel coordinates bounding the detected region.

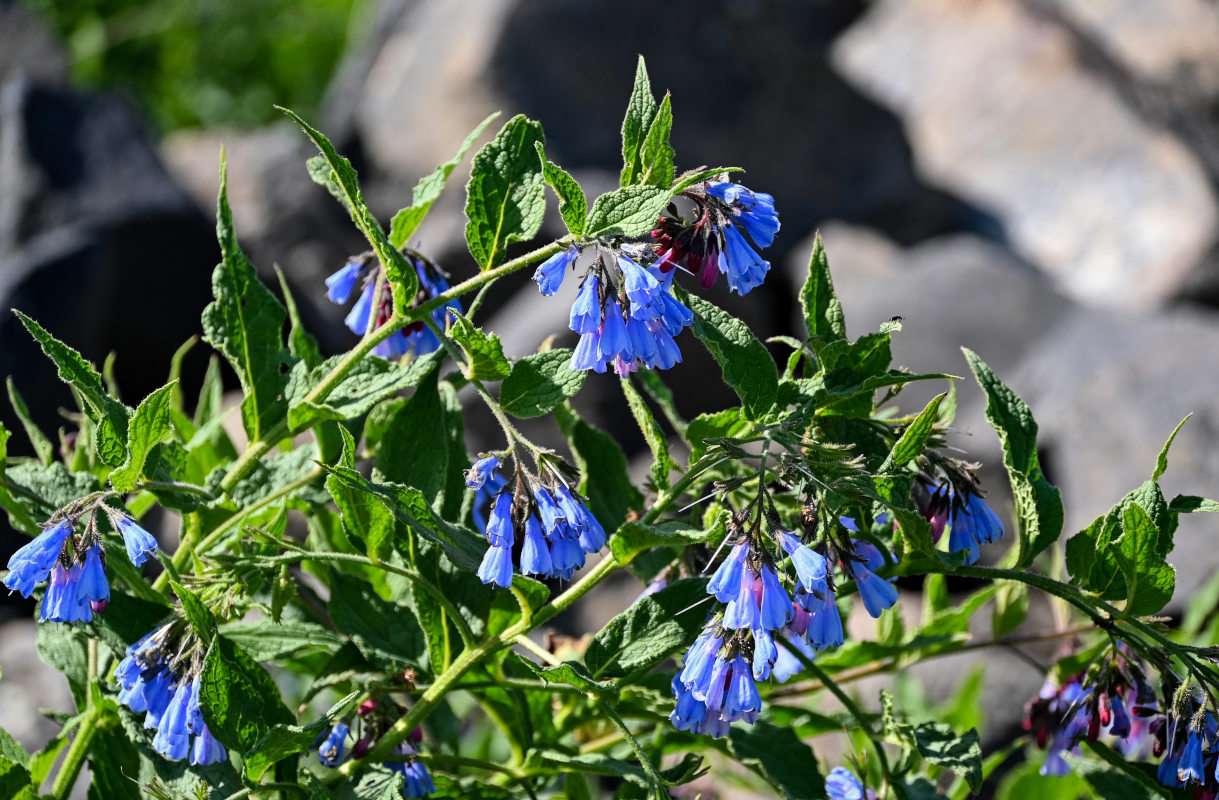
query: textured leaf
[
  {"left": 243, "top": 690, "right": 359, "bottom": 781},
  {"left": 0, "top": 756, "right": 33, "bottom": 800},
  {"left": 914, "top": 723, "right": 982, "bottom": 791},
  {"left": 964, "top": 349, "right": 1063, "bottom": 566},
  {"left": 391, "top": 113, "right": 499, "bottom": 248},
  {"left": 447, "top": 313, "right": 511, "bottom": 382},
  {"left": 1075, "top": 741, "right": 1173, "bottom": 799},
  {"left": 678, "top": 290, "right": 778, "bottom": 420},
  {"left": 109, "top": 381, "right": 176, "bottom": 491},
  {"left": 620, "top": 376, "right": 674, "bottom": 490},
  {"left": 276, "top": 267, "right": 322, "bottom": 369},
  {"left": 200, "top": 155, "right": 293, "bottom": 443},
  {"left": 585, "top": 578, "right": 710, "bottom": 679},
  {"left": 992, "top": 582, "right": 1029, "bottom": 639},
  {"left": 800, "top": 232, "right": 847, "bottom": 346},
  {"left": 1170, "top": 495, "right": 1219, "bottom": 514},
  {"left": 328, "top": 570, "right": 427, "bottom": 669},
  {"left": 685, "top": 407, "right": 749, "bottom": 465},
  {"left": 1114, "top": 502, "right": 1175, "bottom": 616},
  {"left": 170, "top": 581, "right": 216, "bottom": 644},
  {"left": 5, "top": 379, "right": 52, "bottom": 467},
  {"left": 283, "top": 108, "right": 418, "bottom": 309},
  {"left": 374, "top": 368, "right": 448, "bottom": 505},
  {"left": 287, "top": 353, "right": 429, "bottom": 431},
  {"left": 12, "top": 310, "right": 130, "bottom": 466},
  {"left": 885, "top": 393, "right": 946, "bottom": 470},
  {"left": 584, "top": 186, "right": 672, "bottom": 239},
  {"left": 610, "top": 522, "right": 716, "bottom": 566},
  {"left": 671, "top": 166, "right": 743, "bottom": 194},
  {"left": 620, "top": 56, "right": 658, "bottom": 187},
  {"left": 517, "top": 656, "right": 614, "bottom": 698},
  {"left": 499, "top": 349, "right": 586, "bottom": 418},
  {"left": 638, "top": 92, "right": 675, "bottom": 188},
  {"left": 535, "top": 142, "right": 587, "bottom": 235},
  {"left": 200, "top": 634, "right": 294, "bottom": 752},
  {"left": 729, "top": 721, "right": 826, "bottom": 800},
  {"left": 218, "top": 619, "right": 343, "bottom": 661},
  {"left": 464, "top": 115, "right": 546, "bottom": 270}
]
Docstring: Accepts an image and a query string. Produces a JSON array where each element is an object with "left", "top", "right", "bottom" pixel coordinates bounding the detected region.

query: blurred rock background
[{"left": 1, "top": 0, "right": 1217, "bottom": 787}]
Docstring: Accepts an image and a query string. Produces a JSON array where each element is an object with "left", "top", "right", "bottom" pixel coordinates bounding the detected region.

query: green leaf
[
  {"left": 1153, "top": 415, "right": 1190, "bottom": 482},
  {"left": 728, "top": 721, "right": 825, "bottom": 800},
  {"left": 218, "top": 619, "right": 343, "bottom": 661},
  {"left": 585, "top": 578, "right": 710, "bottom": 680},
  {"left": 374, "top": 368, "right": 448, "bottom": 505},
  {"left": 5, "top": 380, "right": 52, "bottom": 467},
  {"left": 1169, "top": 495, "right": 1219, "bottom": 514},
  {"left": 499, "top": 349, "right": 586, "bottom": 418},
  {"left": 282, "top": 108, "right": 419, "bottom": 309},
  {"left": 109, "top": 381, "right": 177, "bottom": 492},
  {"left": 620, "top": 376, "right": 674, "bottom": 491},
  {"left": 555, "top": 405, "right": 643, "bottom": 532},
  {"left": 620, "top": 56, "right": 658, "bottom": 187},
  {"left": 12, "top": 310, "right": 130, "bottom": 466},
  {"left": 685, "top": 407, "right": 749, "bottom": 464},
  {"left": 200, "top": 634, "right": 294, "bottom": 752},
  {"left": 36, "top": 625, "right": 87, "bottom": 702},
  {"left": 447, "top": 313, "right": 511, "bottom": 382},
  {"left": 391, "top": 113, "right": 499, "bottom": 248},
  {"left": 992, "top": 582, "right": 1029, "bottom": 638},
  {"left": 328, "top": 570, "right": 427, "bottom": 668},
  {"left": 1074, "top": 741, "right": 1173, "bottom": 799},
  {"left": 671, "top": 166, "right": 743, "bottom": 194},
  {"left": 638, "top": 92, "right": 675, "bottom": 188},
  {"left": 200, "top": 154, "right": 293, "bottom": 444},
  {"left": 610, "top": 522, "right": 716, "bottom": 566},
  {"left": 464, "top": 114, "right": 546, "bottom": 270},
  {"left": 539, "top": 750, "right": 650, "bottom": 787},
  {"left": 914, "top": 723, "right": 982, "bottom": 792},
  {"left": 243, "top": 690, "right": 360, "bottom": 782},
  {"left": 0, "top": 756, "right": 33, "bottom": 800},
  {"left": 584, "top": 186, "right": 672, "bottom": 239},
  {"left": 1114, "top": 502, "right": 1175, "bottom": 616},
  {"left": 677, "top": 289, "right": 778, "bottom": 420},
  {"left": 170, "top": 581, "right": 216, "bottom": 644},
  {"left": 517, "top": 656, "right": 615, "bottom": 698},
  {"left": 287, "top": 353, "right": 433, "bottom": 431},
  {"left": 535, "top": 142, "right": 587, "bottom": 236},
  {"left": 884, "top": 393, "right": 946, "bottom": 470},
  {"left": 800, "top": 232, "right": 847, "bottom": 346},
  {"left": 276, "top": 267, "right": 322, "bottom": 369},
  {"left": 963, "top": 348, "right": 1063, "bottom": 566}
]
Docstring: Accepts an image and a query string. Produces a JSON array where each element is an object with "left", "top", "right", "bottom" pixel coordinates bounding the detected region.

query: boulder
[{"left": 832, "top": 0, "right": 1219, "bottom": 309}]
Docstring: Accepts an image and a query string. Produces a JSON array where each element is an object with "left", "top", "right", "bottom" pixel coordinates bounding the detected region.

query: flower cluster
[
  {"left": 4, "top": 505, "right": 158, "bottom": 624},
  {"left": 530, "top": 179, "right": 778, "bottom": 375},
  {"left": 316, "top": 700, "right": 434, "bottom": 797},
  {"left": 669, "top": 513, "right": 899, "bottom": 738},
  {"left": 115, "top": 623, "right": 226, "bottom": 766},
  {"left": 923, "top": 481, "right": 1005, "bottom": 564},
  {"left": 651, "top": 181, "right": 780, "bottom": 294},
  {"left": 467, "top": 456, "right": 606, "bottom": 587},
  {"left": 1156, "top": 695, "right": 1219, "bottom": 794},
  {"left": 324, "top": 251, "right": 461, "bottom": 359}
]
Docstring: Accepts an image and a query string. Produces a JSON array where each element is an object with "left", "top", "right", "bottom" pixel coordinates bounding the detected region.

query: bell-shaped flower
[{"left": 533, "top": 247, "right": 578, "bottom": 296}]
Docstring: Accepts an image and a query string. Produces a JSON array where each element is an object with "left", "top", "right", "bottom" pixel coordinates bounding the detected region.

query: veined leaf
[
  {"left": 464, "top": 115, "right": 547, "bottom": 270},
  {"left": 678, "top": 289, "right": 778, "bottom": 420},
  {"left": 620, "top": 56, "right": 658, "bottom": 187},
  {"left": 535, "top": 142, "right": 587, "bottom": 236},
  {"left": 109, "top": 381, "right": 177, "bottom": 492},
  {"left": 499, "top": 349, "right": 586, "bottom": 419},
  {"left": 584, "top": 186, "right": 671, "bottom": 239}
]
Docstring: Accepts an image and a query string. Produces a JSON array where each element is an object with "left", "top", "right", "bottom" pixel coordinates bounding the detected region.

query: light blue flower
[{"left": 533, "top": 247, "right": 578, "bottom": 296}]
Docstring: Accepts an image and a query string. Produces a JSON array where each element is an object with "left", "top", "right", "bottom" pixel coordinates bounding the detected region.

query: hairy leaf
[
  {"left": 678, "top": 290, "right": 778, "bottom": 420},
  {"left": 585, "top": 578, "right": 710, "bottom": 679},
  {"left": 499, "top": 349, "right": 586, "bottom": 418},
  {"left": 535, "top": 142, "right": 587, "bottom": 235},
  {"left": 584, "top": 186, "right": 672, "bottom": 239},
  {"left": 464, "top": 115, "right": 546, "bottom": 270}
]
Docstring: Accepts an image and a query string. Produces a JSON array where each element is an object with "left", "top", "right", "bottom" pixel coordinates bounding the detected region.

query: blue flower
[
  {"left": 4, "top": 520, "right": 72, "bottom": 598},
  {"left": 389, "top": 742, "right": 435, "bottom": 798},
  {"left": 548, "top": 536, "right": 585, "bottom": 581},
  {"left": 801, "top": 587, "right": 844, "bottom": 649},
  {"left": 708, "top": 544, "right": 748, "bottom": 602},
  {"left": 115, "top": 517, "right": 158, "bottom": 567},
  {"left": 670, "top": 676, "right": 710, "bottom": 733},
  {"left": 533, "top": 247, "right": 578, "bottom": 296},
  {"left": 190, "top": 724, "right": 226, "bottom": 766},
  {"left": 758, "top": 565, "right": 793, "bottom": 630},
  {"left": 476, "top": 545, "right": 513, "bottom": 588},
  {"left": 720, "top": 655, "right": 761, "bottom": 723},
  {"left": 555, "top": 486, "right": 605, "bottom": 553},
  {"left": 640, "top": 320, "right": 682, "bottom": 370},
  {"left": 344, "top": 283, "right": 376, "bottom": 334},
  {"left": 723, "top": 574, "right": 761, "bottom": 630},
  {"left": 74, "top": 545, "right": 109, "bottom": 605},
  {"left": 325, "top": 259, "right": 364, "bottom": 304},
  {"left": 849, "top": 561, "right": 898, "bottom": 618},
  {"left": 779, "top": 532, "right": 828, "bottom": 594},
  {"left": 1179, "top": 732, "right": 1206, "bottom": 784},
  {"left": 825, "top": 766, "right": 869, "bottom": 800},
  {"left": 596, "top": 297, "right": 630, "bottom": 362},
  {"left": 318, "top": 722, "right": 349, "bottom": 767},
  {"left": 484, "top": 492, "right": 514, "bottom": 548},
  {"left": 569, "top": 274, "right": 602, "bottom": 335},
  {"left": 771, "top": 630, "right": 816, "bottom": 683},
  {"left": 719, "top": 223, "right": 771, "bottom": 295},
  {"left": 618, "top": 255, "right": 662, "bottom": 317},
  {"left": 751, "top": 627, "right": 776, "bottom": 681},
  {"left": 464, "top": 455, "right": 501, "bottom": 490},
  {"left": 519, "top": 515, "right": 553, "bottom": 577},
  {"left": 40, "top": 564, "right": 92, "bottom": 624},
  {"left": 153, "top": 680, "right": 193, "bottom": 760},
  {"left": 534, "top": 487, "right": 566, "bottom": 533},
  {"left": 571, "top": 331, "right": 604, "bottom": 372},
  {"left": 678, "top": 632, "right": 721, "bottom": 698},
  {"left": 706, "top": 182, "right": 780, "bottom": 249},
  {"left": 928, "top": 485, "right": 1005, "bottom": 564},
  {"left": 1157, "top": 754, "right": 1181, "bottom": 788}
]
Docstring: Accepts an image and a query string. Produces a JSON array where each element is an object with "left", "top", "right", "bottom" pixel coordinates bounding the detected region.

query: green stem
[
  {"left": 49, "top": 704, "right": 104, "bottom": 800},
  {"left": 134, "top": 480, "right": 215, "bottom": 498},
  {"left": 600, "top": 702, "right": 667, "bottom": 799},
  {"left": 513, "top": 634, "right": 561, "bottom": 666}
]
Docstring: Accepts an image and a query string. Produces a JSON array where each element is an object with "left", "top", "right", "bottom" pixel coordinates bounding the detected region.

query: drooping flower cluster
[
  {"left": 468, "top": 456, "right": 606, "bottom": 587},
  {"left": 115, "top": 623, "right": 226, "bottom": 766},
  {"left": 4, "top": 504, "right": 158, "bottom": 624},
  {"left": 316, "top": 699, "right": 433, "bottom": 797},
  {"left": 651, "top": 181, "right": 780, "bottom": 295},
  {"left": 670, "top": 511, "right": 898, "bottom": 737},
  {"left": 324, "top": 251, "right": 462, "bottom": 359},
  {"left": 923, "top": 481, "right": 1005, "bottom": 564},
  {"left": 1155, "top": 695, "right": 1219, "bottom": 794},
  {"left": 824, "top": 767, "right": 879, "bottom": 800},
  {"left": 529, "top": 178, "right": 778, "bottom": 374}
]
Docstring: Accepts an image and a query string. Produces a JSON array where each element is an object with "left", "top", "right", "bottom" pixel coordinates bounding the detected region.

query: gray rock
[
  {"left": 0, "top": 619, "right": 75, "bottom": 752},
  {"left": 1008, "top": 305, "right": 1219, "bottom": 606},
  {"left": 831, "top": 0, "right": 1219, "bottom": 309}
]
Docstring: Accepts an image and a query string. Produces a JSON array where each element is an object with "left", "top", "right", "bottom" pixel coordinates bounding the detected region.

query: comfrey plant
[{"left": 0, "top": 58, "right": 1215, "bottom": 800}]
